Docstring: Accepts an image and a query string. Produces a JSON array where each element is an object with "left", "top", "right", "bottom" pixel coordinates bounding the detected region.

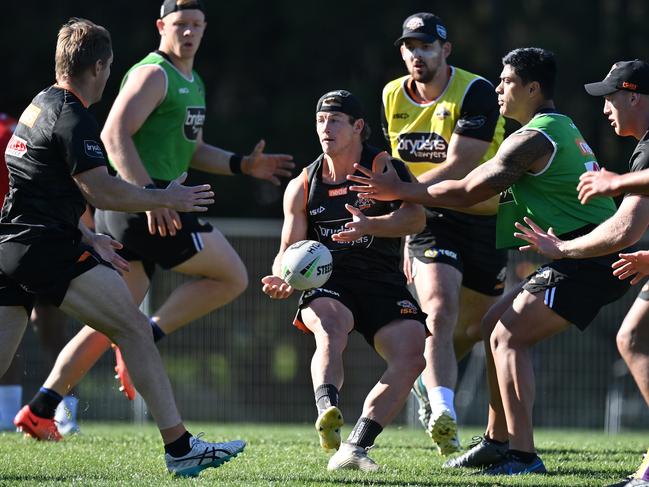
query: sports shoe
[
  {"left": 54, "top": 395, "right": 80, "bottom": 435},
  {"left": 13, "top": 405, "right": 62, "bottom": 441},
  {"left": 428, "top": 410, "right": 461, "bottom": 456},
  {"left": 633, "top": 448, "right": 649, "bottom": 481},
  {"left": 112, "top": 344, "right": 136, "bottom": 401},
  {"left": 443, "top": 436, "right": 508, "bottom": 469},
  {"left": 165, "top": 434, "right": 246, "bottom": 477},
  {"left": 327, "top": 442, "right": 379, "bottom": 472},
  {"left": 481, "top": 453, "right": 547, "bottom": 475},
  {"left": 411, "top": 375, "right": 431, "bottom": 429},
  {"left": 607, "top": 479, "right": 649, "bottom": 487},
  {"left": 315, "top": 406, "right": 344, "bottom": 451}
]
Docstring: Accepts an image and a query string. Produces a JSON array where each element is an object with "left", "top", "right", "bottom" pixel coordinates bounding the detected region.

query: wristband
[{"left": 229, "top": 154, "right": 243, "bottom": 175}]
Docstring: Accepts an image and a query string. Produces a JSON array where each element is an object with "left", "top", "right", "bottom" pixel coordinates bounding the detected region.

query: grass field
[{"left": 0, "top": 423, "right": 645, "bottom": 486}]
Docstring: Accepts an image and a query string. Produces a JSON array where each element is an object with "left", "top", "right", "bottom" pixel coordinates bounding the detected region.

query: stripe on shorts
[
  {"left": 191, "top": 232, "right": 204, "bottom": 252},
  {"left": 544, "top": 287, "right": 556, "bottom": 308}
]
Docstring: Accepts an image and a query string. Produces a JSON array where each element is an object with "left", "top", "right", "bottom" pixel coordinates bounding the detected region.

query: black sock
[
  {"left": 508, "top": 449, "right": 537, "bottom": 463},
  {"left": 150, "top": 320, "right": 166, "bottom": 342},
  {"left": 347, "top": 417, "right": 383, "bottom": 449},
  {"left": 315, "top": 384, "right": 339, "bottom": 415},
  {"left": 164, "top": 431, "right": 193, "bottom": 457},
  {"left": 485, "top": 434, "right": 508, "bottom": 446},
  {"left": 28, "top": 387, "right": 62, "bottom": 419}
]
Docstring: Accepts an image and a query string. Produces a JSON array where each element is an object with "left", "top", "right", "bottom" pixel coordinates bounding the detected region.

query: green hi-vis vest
[
  {"left": 496, "top": 112, "right": 617, "bottom": 249},
  {"left": 382, "top": 67, "right": 504, "bottom": 178},
  {"left": 117, "top": 52, "right": 206, "bottom": 181}
]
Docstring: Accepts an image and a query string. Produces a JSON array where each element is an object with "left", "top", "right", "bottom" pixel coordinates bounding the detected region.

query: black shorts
[
  {"left": 293, "top": 274, "right": 427, "bottom": 347},
  {"left": 0, "top": 237, "right": 108, "bottom": 313},
  {"left": 522, "top": 255, "right": 631, "bottom": 330},
  {"left": 95, "top": 209, "right": 213, "bottom": 278},
  {"left": 407, "top": 208, "right": 508, "bottom": 296}
]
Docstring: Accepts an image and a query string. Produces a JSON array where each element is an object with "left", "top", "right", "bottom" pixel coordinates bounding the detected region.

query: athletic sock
[
  {"left": 429, "top": 386, "right": 457, "bottom": 420},
  {"left": 0, "top": 385, "right": 22, "bottom": 430},
  {"left": 150, "top": 319, "right": 166, "bottom": 342},
  {"left": 485, "top": 434, "right": 508, "bottom": 446},
  {"left": 28, "top": 387, "right": 63, "bottom": 419},
  {"left": 164, "top": 431, "right": 193, "bottom": 458},
  {"left": 347, "top": 417, "right": 383, "bottom": 449},
  {"left": 315, "top": 384, "right": 339, "bottom": 415},
  {"left": 508, "top": 449, "right": 538, "bottom": 463}
]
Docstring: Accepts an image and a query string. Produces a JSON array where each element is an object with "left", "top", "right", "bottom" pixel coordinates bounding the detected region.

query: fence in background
[{"left": 15, "top": 218, "right": 649, "bottom": 430}]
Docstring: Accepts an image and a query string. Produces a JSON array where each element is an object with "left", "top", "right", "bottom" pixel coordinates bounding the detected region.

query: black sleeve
[
  {"left": 381, "top": 101, "right": 391, "bottom": 147},
  {"left": 453, "top": 78, "right": 500, "bottom": 142},
  {"left": 54, "top": 103, "right": 108, "bottom": 176},
  {"left": 630, "top": 140, "right": 649, "bottom": 172}
]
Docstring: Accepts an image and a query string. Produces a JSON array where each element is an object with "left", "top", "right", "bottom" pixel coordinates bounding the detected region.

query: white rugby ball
[{"left": 281, "top": 240, "right": 333, "bottom": 290}]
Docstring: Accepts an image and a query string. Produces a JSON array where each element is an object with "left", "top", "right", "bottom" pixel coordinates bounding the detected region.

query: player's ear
[
  {"left": 156, "top": 18, "right": 165, "bottom": 35},
  {"left": 441, "top": 40, "right": 452, "bottom": 58},
  {"left": 528, "top": 80, "right": 541, "bottom": 97}
]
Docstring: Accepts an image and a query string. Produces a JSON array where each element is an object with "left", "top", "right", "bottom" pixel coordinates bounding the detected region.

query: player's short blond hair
[{"left": 55, "top": 18, "right": 112, "bottom": 82}]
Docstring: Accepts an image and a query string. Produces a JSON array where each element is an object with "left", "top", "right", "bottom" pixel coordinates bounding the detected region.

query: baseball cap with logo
[
  {"left": 160, "top": 0, "right": 205, "bottom": 19},
  {"left": 394, "top": 12, "right": 448, "bottom": 46},
  {"left": 584, "top": 59, "right": 649, "bottom": 96},
  {"left": 316, "top": 90, "right": 364, "bottom": 119}
]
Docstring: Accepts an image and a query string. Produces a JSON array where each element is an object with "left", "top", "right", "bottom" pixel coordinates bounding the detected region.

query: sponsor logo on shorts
[
  {"left": 310, "top": 206, "right": 326, "bottom": 216},
  {"left": 423, "top": 247, "right": 457, "bottom": 260},
  {"left": 584, "top": 160, "right": 601, "bottom": 172},
  {"left": 183, "top": 106, "right": 205, "bottom": 141},
  {"left": 19, "top": 103, "right": 41, "bottom": 128},
  {"left": 396, "top": 132, "right": 448, "bottom": 163},
  {"left": 303, "top": 287, "right": 340, "bottom": 299},
  {"left": 328, "top": 187, "right": 348, "bottom": 197},
  {"left": 397, "top": 299, "right": 418, "bottom": 315},
  {"left": 5, "top": 134, "right": 27, "bottom": 158},
  {"left": 84, "top": 140, "right": 105, "bottom": 159}
]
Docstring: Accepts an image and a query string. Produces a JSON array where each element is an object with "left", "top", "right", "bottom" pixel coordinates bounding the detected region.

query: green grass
[{"left": 0, "top": 423, "right": 645, "bottom": 486}]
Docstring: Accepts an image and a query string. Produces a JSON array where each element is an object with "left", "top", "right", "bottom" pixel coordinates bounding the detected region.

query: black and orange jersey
[
  {"left": 0, "top": 86, "right": 107, "bottom": 243},
  {"left": 630, "top": 130, "right": 649, "bottom": 172},
  {"left": 381, "top": 67, "right": 504, "bottom": 178},
  {"left": 302, "top": 144, "right": 411, "bottom": 284}
]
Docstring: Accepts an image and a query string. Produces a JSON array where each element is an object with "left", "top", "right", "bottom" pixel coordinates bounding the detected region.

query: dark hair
[
  {"left": 348, "top": 116, "right": 371, "bottom": 142},
  {"left": 502, "top": 47, "right": 556, "bottom": 99},
  {"left": 55, "top": 18, "right": 112, "bottom": 82}
]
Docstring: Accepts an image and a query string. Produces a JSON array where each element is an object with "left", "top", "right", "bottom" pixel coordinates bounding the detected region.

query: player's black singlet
[
  {"left": 302, "top": 144, "right": 411, "bottom": 284},
  {"left": 0, "top": 86, "right": 107, "bottom": 243}
]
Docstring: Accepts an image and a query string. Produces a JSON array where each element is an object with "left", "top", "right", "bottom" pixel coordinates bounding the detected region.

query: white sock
[
  {"left": 0, "top": 385, "right": 22, "bottom": 430},
  {"left": 429, "top": 386, "right": 456, "bottom": 420},
  {"left": 54, "top": 395, "right": 79, "bottom": 424}
]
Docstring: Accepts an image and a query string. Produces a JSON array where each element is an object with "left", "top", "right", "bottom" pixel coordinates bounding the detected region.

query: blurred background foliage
[{"left": 1, "top": 0, "right": 648, "bottom": 217}]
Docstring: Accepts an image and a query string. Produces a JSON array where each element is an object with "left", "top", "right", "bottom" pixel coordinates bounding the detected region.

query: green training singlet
[
  {"left": 496, "top": 112, "right": 616, "bottom": 249},
  {"left": 116, "top": 52, "right": 206, "bottom": 181}
]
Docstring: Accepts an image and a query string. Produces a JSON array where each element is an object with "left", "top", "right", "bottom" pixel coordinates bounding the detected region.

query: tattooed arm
[
  {"left": 421, "top": 130, "right": 552, "bottom": 206},
  {"left": 348, "top": 130, "right": 553, "bottom": 206}
]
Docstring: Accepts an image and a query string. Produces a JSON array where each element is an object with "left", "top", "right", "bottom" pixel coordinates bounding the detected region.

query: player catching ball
[{"left": 262, "top": 89, "right": 427, "bottom": 472}]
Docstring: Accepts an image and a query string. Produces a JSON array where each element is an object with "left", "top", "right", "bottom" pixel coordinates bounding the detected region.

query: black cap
[
  {"left": 316, "top": 90, "right": 364, "bottom": 119},
  {"left": 160, "top": 0, "right": 205, "bottom": 19},
  {"left": 394, "top": 12, "right": 448, "bottom": 46},
  {"left": 584, "top": 60, "right": 649, "bottom": 96}
]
